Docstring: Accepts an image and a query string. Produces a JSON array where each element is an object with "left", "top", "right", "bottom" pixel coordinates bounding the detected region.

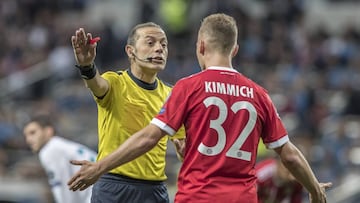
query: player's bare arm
[
  {"left": 68, "top": 124, "right": 167, "bottom": 191},
  {"left": 274, "top": 141, "right": 332, "bottom": 203},
  {"left": 71, "top": 28, "right": 109, "bottom": 97}
]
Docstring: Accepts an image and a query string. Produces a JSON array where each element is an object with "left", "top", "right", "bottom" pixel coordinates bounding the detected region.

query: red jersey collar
[{"left": 207, "top": 66, "right": 238, "bottom": 73}]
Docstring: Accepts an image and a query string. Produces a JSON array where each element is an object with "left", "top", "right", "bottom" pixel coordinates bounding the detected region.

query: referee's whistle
[{"left": 89, "top": 37, "right": 101, "bottom": 45}]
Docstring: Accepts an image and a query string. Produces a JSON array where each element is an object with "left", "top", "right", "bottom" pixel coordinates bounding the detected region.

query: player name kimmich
[{"left": 204, "top": 81, "right": 254, "bottom": 98}]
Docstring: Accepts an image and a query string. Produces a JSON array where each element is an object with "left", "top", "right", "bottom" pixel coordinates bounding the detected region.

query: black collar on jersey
[{"left": 127, "top": 69, "right": 158, "bottom": 90}]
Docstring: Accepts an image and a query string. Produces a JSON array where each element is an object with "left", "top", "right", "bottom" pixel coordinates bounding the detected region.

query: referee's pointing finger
[{"left": 70, "top": 159, "right": 85, "bottom": 166}]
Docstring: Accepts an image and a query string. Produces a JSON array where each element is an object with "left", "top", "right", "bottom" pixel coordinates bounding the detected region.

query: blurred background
[{"left": 1, "top": 0, "right": 360, "bottom": 202}]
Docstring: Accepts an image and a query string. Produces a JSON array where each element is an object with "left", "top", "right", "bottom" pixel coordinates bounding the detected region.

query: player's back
[
  {"left": 180, "top": 67, "right": 268, "bottom": 174},
  {"left": 175, "top": 66, "right": 276, "bottom": 202}
]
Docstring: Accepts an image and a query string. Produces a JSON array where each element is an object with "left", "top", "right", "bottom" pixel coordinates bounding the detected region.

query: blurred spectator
[{"left": 319, "top": 118, "right": 355, "bottom": 184}]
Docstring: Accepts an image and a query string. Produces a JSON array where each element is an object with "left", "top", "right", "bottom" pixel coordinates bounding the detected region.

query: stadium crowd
[{"left": 1, "top": 0, "right": 360, "bottom": 202}]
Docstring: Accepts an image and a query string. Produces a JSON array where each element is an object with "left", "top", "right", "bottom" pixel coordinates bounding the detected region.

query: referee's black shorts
[{"left": 91, "top": 173, "right": 169, "bottom": 203}]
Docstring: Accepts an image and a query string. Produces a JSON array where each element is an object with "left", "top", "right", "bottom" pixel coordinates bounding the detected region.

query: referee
[{"left": 69, "top": 23, "right": 185, "bottom": 203}]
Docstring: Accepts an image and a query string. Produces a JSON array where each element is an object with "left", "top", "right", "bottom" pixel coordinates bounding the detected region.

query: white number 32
[{"left": 197, "top": 96, "right": 257, "bottom": 161}]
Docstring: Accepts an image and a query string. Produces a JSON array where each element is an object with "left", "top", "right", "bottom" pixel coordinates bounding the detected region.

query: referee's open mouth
[{"left": 149, "top": 56, "right": 165, "bottom": 64}]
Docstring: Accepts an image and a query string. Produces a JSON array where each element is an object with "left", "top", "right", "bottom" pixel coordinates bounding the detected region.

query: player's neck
[{"left": 204, "top": 54, "right": 233, "bottom": 70}]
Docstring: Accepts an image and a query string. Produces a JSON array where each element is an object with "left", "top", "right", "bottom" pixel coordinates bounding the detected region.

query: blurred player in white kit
[{"left": 23, "top": 114, "right": 97, "bottom": 203}]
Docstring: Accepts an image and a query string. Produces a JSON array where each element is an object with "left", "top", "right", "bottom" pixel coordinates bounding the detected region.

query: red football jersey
[
  {"left": 256, "top": 159, "right": 303, "bottom": 203},
  {"left": 151, "top": 66, "right": 289, "bottom": 203}
]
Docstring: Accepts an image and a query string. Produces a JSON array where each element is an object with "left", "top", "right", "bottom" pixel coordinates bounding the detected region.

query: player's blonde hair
[{"left": 199, "top": 13, "right": 238, "bottom": 55}]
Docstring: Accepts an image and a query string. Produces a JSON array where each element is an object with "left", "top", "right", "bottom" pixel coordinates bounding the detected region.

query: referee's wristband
[{"left": 75, "top": 63, "right": 97, "bottom": 80}]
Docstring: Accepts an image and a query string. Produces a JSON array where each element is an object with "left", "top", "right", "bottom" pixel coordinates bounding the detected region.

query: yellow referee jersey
[{"left": 94, "top": 70, "right": 184, "bottom": 181}]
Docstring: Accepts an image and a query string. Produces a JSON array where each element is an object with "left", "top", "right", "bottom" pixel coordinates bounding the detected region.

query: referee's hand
[
  {"left": 172, "top": 138, "right": 185, "bottom": 162},
  {"left": 68, "top": 160, "right": 101, "bottom": 191},
  {"left": 71, "top": 28, "right": 97, "bottom": 67}
]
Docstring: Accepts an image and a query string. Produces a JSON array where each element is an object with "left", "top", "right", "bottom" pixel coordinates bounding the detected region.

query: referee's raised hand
[{"left": 71, "top": 28, "right": 98, "bottom": 66}]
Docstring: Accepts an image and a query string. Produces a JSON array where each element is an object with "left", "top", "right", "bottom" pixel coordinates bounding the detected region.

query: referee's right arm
[{"left": 71, "top": 28, "right": 109, "bottom": 98}]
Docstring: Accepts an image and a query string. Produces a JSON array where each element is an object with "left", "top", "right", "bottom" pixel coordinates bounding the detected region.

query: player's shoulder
[
  {"left": 176, "top": 71, "right": 203, "bottom": 85},
  {"left": 239, "top": 74, "right": 267, "bottom": 92},
  {"left": 39, "top": 137, "right": 68, "bottom": 161},
  {"left": 238, "top": 74, "right": 271, "bottom": 101}
]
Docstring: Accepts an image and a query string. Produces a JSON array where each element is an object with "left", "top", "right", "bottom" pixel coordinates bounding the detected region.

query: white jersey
[{"left": 39, "top": 136, "right": 97, "bottom": 203}]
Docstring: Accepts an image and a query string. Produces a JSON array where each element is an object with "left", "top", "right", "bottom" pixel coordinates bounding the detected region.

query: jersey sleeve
[
  {"left": 94, "top": 71, "right": 121, "bottom": 107},
  {"left": 261, "top": 94, "right": 289, "bottom": 149},
  {"left": 151, "top": 80, "right": 188, "bottom": 136}
]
